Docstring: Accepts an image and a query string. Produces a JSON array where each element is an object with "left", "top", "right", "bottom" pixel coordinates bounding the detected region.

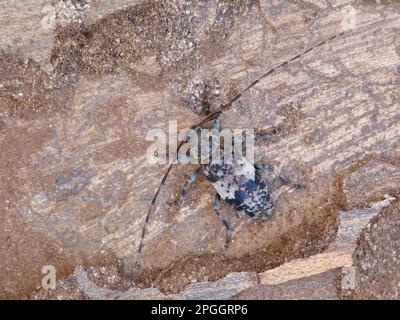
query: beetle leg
[
  {"left": 213, "top": 193, "right": 232, "bottom": 245},
  {"left": 254, "top": 162, "right": 283, "bottom": 182},
  {"left": 255, "top": 162, "right": 305, "bottom": 190},
  {"left": 173, "top": 168, "right": 200, "bottom": 207}
]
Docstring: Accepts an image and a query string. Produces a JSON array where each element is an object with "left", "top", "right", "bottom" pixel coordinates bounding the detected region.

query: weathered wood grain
[
  {"left": 67, "top": 198, "right": 393, "bottom": 299},
  {"left": 1, "top": 0, "right": 399, "bottom": 299}
]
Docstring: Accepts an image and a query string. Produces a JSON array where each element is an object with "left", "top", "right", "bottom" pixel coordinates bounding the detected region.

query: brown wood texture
[{"left": 1, "top": 0, "right": 399, "bottom": 299}]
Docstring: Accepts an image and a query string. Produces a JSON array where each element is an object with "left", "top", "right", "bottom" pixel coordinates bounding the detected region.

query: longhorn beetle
[{"left": 137, "top": 31, "right": 346, "bottom": 266}]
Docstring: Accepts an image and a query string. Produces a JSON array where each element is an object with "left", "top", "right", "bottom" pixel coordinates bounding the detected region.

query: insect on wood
[{"left": 136, "top": 31, "right": 346, "bottom": 266}]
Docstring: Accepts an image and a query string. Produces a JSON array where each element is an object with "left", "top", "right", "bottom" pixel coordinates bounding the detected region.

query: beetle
[
  {"left": 170, "top": 115, "right": 304, "bottom": 244},
  {"left": 136, "top": 31, "right": 346, "bottom": 260}
]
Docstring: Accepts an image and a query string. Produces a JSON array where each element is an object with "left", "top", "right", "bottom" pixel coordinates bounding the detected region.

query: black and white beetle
[
  {"left": 171, "top": 116, "right": 304, "bottom": 243},
  {"left": 137, "top": 31, "right": 346, "bottom": 259}
]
